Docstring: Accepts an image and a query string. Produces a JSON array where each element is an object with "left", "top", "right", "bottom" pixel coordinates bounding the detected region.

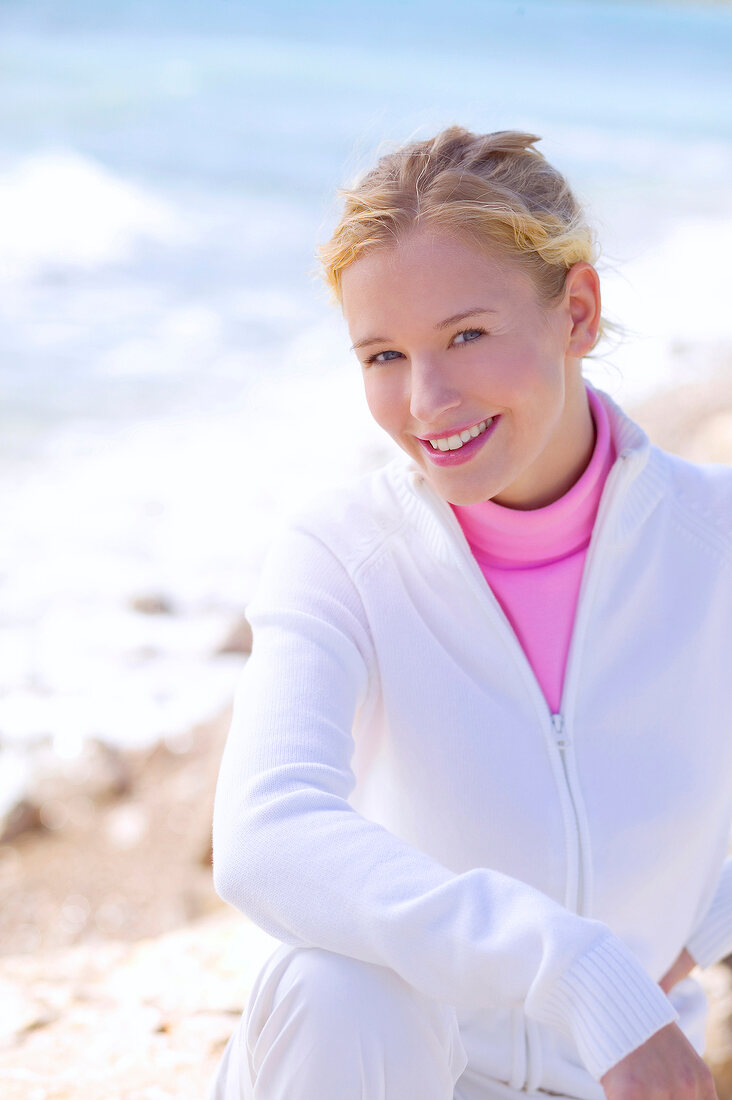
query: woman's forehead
[{"left": 340, "top": 229, "right": 534, "bottom": 321}]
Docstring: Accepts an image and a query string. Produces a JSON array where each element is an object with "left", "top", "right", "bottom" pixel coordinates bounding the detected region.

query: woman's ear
[{"left": 564, "top": 262, "right": 602, "bottom": 358}]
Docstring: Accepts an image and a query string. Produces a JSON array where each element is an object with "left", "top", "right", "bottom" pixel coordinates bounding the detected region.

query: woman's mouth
[
  {"left": 416, "top": 415, "right": 500, "bottom": 466},
  {"left": 427, "top": 416, "right": 494, "bottom": 451}
]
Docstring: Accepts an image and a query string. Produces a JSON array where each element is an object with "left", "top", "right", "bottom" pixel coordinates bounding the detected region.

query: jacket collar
[
  {"left": 590, "top": 381, "right": 650, "bottom": 470},
  {"left": 396, "top": 380, "right": 665, "bottom": 553}
]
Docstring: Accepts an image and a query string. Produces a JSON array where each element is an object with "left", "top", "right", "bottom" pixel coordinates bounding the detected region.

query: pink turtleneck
[{"left": 451, "top": 384, "right": 616, "bottom": 715}]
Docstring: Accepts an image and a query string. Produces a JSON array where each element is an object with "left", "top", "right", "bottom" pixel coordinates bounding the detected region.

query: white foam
[
  {"left": 0, "top": 310, "right": 392, "bottom": 775},
  {"left": 604, "top": 217, "right": 732, "bottom": 343},
  {"left": 596, "top": 215, "right": 732, "bottom": 403},
  {"left": 0, "top": 150, "right": 185, "bottom": 282},
  {"left": 544, "top": 123, "right": 732, "bottom": 185}
]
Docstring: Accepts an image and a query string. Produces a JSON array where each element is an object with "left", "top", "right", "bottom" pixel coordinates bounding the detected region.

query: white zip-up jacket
[{"left": 212, "top": 384, "right": 732, "bottom": 1098}]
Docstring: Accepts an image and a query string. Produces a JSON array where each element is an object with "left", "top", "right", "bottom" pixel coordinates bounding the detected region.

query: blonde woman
[{"left": 207, "top": 128, "right": 731, "bottom": 1100}]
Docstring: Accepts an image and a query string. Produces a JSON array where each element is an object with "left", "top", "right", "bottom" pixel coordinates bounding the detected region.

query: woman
[{"left": 207, "top": 127, "right": 732, "bottom": 1099}]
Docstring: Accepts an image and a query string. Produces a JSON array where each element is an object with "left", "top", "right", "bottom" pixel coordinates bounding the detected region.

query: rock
[
  {"left": 0, "top": 739, "right": 132, "bottom": 845},
  {"left": 0, "top": 711, "right": 231, "bottom": 958},
  {"left": 0, "top": 800, "right": 43, "bottom": 844},
  {"left": 629, "top": 368, "right": 732, "bottom": 464},
  {"left": 0, "top": 910, "right": 279, "bottom": 1100},
  {"left": 41, "top": 739, "right": 132, "bottom": 804},
  {"left": 686, "top": 410, "right": 732, "bottom": 465},
  {"left": 216, "top": 615, "right": 252, "bottom": 656},
  {"left": 130, "top": 593, "right": 175, "bottom": 615}
]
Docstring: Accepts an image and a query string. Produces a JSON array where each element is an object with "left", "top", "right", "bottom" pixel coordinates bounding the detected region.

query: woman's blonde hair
[{"left": 318, "top": 126, "right": 606, "bottom": 347}]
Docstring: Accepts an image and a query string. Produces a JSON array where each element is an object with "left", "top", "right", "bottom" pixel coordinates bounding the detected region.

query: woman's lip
[
  {"left": 416, "top": 415, "right": 500, "bottom": 466},
  {"left": 417, "top": 415, "right": 498, "bottom": 442}
]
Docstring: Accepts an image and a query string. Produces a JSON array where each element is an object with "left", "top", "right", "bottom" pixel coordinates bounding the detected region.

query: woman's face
[{"left": 340, "top": 228, "right": 599, "bottom": 509}]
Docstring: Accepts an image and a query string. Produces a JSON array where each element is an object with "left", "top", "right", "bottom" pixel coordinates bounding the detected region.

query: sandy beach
[{"left": 2, "top": 371, "right": 732, "bottom": 1099}]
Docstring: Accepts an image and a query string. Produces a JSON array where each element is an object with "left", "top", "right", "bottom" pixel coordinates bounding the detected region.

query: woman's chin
[{"left": 422, "top": 470, "right": 503, "bottom": 507}]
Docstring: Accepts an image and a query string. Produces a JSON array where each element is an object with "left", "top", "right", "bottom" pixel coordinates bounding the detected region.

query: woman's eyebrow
[
  {"left": 351, "top": 334, "right": 389, "bottom": 351},
  {"left": 434, "top": 307, "right": 498, "bottom": 330},
  {"left": 351, "top": 308, "right": 497, "bottom": 351}
]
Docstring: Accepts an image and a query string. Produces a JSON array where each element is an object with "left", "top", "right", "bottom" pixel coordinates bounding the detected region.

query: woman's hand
[
  {"left": 659, "top": 947, "right": 697, "bottom": 995},
  {"left": 600, "top": 950, "right": 714, "bottom": 1097},
  {"left": 600, "top": 1022, "right": 718, "bottom": 1099}
]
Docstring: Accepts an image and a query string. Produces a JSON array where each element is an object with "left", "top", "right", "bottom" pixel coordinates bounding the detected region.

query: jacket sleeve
[
  {"left": 211, "top": 521, "right": 678, "bottom": 1083},
  {"left": 686, "top": 854, "right": 732, "bottom": 968}
]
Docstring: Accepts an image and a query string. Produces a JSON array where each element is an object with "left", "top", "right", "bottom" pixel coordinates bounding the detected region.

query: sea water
[{"left": 1, "top": 0, "right": 731, "bottom": 806}]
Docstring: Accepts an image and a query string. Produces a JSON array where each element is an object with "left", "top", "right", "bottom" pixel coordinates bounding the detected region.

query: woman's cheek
[{"left": 364, "top": 371, "right": 405, "bottom": 435}]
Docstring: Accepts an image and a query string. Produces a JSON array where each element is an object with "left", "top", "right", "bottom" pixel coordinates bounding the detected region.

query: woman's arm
[
  {"left": 212, "top": 520, "right": 678, "bottom": 1084},
  {"left": 659, "top": 947, "right": 697, "bottom": 994}
]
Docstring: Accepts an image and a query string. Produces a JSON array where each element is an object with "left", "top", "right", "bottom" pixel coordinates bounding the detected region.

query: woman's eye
[
  {"left": 366, "top": 349, "right": 403, "bottom": 365},
  {"left": 453, "top": 328, "right": 485, "bottom": 346}
]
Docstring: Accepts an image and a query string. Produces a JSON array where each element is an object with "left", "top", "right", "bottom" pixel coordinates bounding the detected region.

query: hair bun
[
  {"left": 430, "top": 126, "right": 541, "bottom": 166},
  {"left": 474, "top": 129, "right": 542, "bottom": 154}
]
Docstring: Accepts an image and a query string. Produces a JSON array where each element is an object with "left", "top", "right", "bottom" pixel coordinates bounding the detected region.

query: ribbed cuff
[
  {"left": 686, "top": 861, "right": 732, "bottom": 969},
  {"left": 532, "top": 934, "right": 679, "bottom": 1081}
]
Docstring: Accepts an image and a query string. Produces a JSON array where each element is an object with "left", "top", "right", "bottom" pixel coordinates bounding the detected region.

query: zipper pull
[{"left": 551, "top": 713, "right": 567, "bottom": 749}]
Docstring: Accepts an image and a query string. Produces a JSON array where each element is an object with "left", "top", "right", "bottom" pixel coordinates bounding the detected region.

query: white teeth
[{"left": 428, "top": 416, "right": 494, "bottom": 452}]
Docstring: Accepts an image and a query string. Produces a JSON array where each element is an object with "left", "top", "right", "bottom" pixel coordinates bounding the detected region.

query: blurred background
[{"left": 1, "top": 1, "right": 732, "bottom": 1096}]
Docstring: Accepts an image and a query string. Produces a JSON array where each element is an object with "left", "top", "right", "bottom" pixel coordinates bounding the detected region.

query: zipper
[
  {"left": 520, "top": 712, "right": 583, "bottom": 1092},
  {"left": 409, "top": 448, "right": 639, "bottom": 1091},
  {"left": 550, "top": 713, "right": 583, "bottom": 916}
]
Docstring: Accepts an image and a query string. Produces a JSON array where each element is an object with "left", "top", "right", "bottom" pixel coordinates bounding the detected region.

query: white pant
[{"left": 205, "top": 942, "right": 564, "bottom": 1100}]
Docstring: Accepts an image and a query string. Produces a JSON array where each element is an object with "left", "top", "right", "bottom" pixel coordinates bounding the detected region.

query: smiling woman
[
  {"left": 339, "top": 229, "right": 600, "bottom": 509},
  {"left": 207, "top": 127, "right": 732, "bottom": 1100}
]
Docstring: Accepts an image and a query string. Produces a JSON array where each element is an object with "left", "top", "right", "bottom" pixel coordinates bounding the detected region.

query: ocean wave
[
  {"left": 544, "top": 124, "right": 732, "bottom": 183},
  {"left": 0, "top": 150, "right": 186, "bottom": 283},
  {"left": 605, "top": 217, "right": 732, "bottom": 343}
]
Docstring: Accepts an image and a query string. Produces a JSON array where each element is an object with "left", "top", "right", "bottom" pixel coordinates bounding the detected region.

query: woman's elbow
[{"left": 210, "top": 816, "right": 274, "bottom": 913}]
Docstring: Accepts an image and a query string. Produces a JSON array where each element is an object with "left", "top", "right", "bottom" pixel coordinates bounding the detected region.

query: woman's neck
[{"left": 490, "top": 374, "right": 596, "bottom": 510}]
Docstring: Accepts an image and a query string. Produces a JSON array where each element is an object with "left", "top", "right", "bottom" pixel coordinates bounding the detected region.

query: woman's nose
[{"left": 408, "top": 356, "right": 461, "bottom": 426}]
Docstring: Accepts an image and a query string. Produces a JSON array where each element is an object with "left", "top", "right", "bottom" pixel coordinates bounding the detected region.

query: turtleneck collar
[{"left": 450, "top": 383, "right": 617, "bottom": 568}]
